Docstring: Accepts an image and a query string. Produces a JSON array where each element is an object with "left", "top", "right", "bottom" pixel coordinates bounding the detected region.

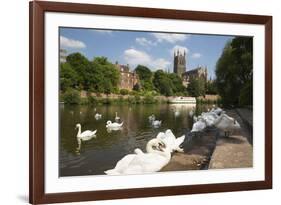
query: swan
[
  {"left": 212, "top": 107, "right": 223, "bottom": 115},
  {"left": 95, "top": 113, "right": 102, "bottom": 120},
  {"left": 174, "top": 110, "right": 180, "bottom": 117},
  {"left": 201, "top": 112, "right": 219, "bottom": 127},
  {"left": 156, "top": 130, "right": 176, "bottom": 152},
  {"left": 75, "top": 123, "right": 97, "bottom": 152},
  {"left": 104, "top": 138, "right": 170, "bottom": 175},
  {"left": 152, "top": 120, "right": 162, "bottom": 127},
  {"left": 173, "top": 135, "right": 185, "bottom": 152},
  {"left": 115, "top": 112, "right": 120, "bottom": 122},
  {"left": 193, "top": 115, "right": 198, "bottom": 122},
  {"left": 76, "top": 123, "right": 97, "bottom": 140},
  {"left": 213, "top": 114, "right": 241, "bottom": 137},
  {"left": 189, "top": 109, "right": 195, "bottom": 117},
  {"left": 106, "top": 120, "right": 123, "bottom": 129},
  {"left": 191, "top": 118, "right": 207, "bottom": 132},
  {"left": 148, "top": 114, "right": 155, "bottom": 122}
]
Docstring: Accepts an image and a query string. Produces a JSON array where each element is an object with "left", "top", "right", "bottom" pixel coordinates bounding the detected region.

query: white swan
[
  {"left": 76, "top": 123, "right": 97, "bottom": 140},
  {"left": 115, "top": 112, "right": 120, "bottom": 122},
  {"left": 213, "top": 114, "right": 241, "bottom": 137},
  {"left": 148, "top": 114, "right": 155, "bottom": 122},
  {"left": 152, "top": 120, "right": 162, "bottom": 127},
  {"left": 75, "top": 124, "right": 97, "bottom": 152},
  {"left": 156, "top": 130, "right": 176, "bottom": 152},
  {"left": 173, "top": 135, "right": 185, "bottom": 152},
  {"left": 174, "top": 110, "right": 180, "bottom": 117},
  {"left": 106, "top": 120, "right": 123, "bottom": 129},
  {"left": 201, "top": 112, "right": 219, "bottom": 127},
  {"left": 95, "top": 113, "right": 102, "bottom": 120},
  {"left": 211, "top": 107, "right": 223, "bottom": 115},
  {"left": 191, "top": 118, "right": 207, "bottom": 132},
  {"left": 104, "top": 138, "right": 170, "bottom": 175}
]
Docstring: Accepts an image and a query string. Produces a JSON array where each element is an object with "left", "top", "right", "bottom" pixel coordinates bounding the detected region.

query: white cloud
[
  {"left": 170, "top": 45, "right": 189, "bottom": 56},
  {"left": 60, "top": 36, "right": 86, "bottom": 49},
  {"left": 151, "top": 33, "right": 189, "bottom": 43},
  {"left": 124, "top": 48, "right": 170, "bottom": 70},
  {"left": 191, "top": 53, "right": 202, "bottom": 58},
  {"left": 135, "top": 37, "right": 156, "bottom": 47},
  {"left": 94, "top": 30, "right": 113, "bottom": 34}
]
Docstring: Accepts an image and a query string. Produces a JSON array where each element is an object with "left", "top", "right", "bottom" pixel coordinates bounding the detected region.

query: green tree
[
  {"left": 215, "top": 37, "right": 253, "bottom": 106},
  {"left": 206, "top": 80, "right": 218, "bottom": 95},
  {"left": 153, "top": 70, "right": 174, "bottom": 96},
  {"left": 135, "top": 65, "right": 154, "bottom": 91},
  {"left": 187, "top": 78, "right": 206, "bottom": 97},
  {"left": 66, "top": 53, "right": 91, "bottom": 89},
  {"left": 60, "top": 62, "right": 79, "bottom": 91}
]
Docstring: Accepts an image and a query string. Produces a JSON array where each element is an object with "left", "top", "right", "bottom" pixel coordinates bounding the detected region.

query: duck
[
  {"left": 95, "top": 113, "right": 102, "bottom": 120},
  {"left": 115, "top": 112, "right": 120, "bottom": 122},
  {"left": 106, "top": 120, "right": 123, "bottom": 129},
  {"left": 213, "top": 114, "right": 241, "bottom": 137},
  {"left": 152, "top": 119, "right": 162, "bottom": 127},
  {"left": 104, "top": 138, "right": 171, "bottom": 175},
  {"left": 148, "top": 114, "right": 155, "bottom": 122}
]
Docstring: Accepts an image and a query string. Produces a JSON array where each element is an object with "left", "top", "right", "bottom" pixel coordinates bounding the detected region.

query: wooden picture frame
[{"left": 29, "top": 1, "right": 272, "bottom": 204}]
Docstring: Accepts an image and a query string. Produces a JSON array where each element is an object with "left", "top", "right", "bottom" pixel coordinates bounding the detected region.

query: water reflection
[{"left": 59, "top": 103, "right": 211, "bottom": 176}]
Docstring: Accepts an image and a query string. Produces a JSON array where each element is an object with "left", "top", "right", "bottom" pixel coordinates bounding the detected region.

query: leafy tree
[
  {"left": 60, "top": 62, "right": 79, "bottom": 91},
  {"left": 187, "top": 78, "right": 206, "bottom": 97},
  {"left": 135, "top": 65, "right": 154, "bottom": 91},
  {"left": 153, "top": 70, "right": 174, "bottom": 96},
  {"left": 66, "top": 53, "right": 91, "bottom": 88},
  {"left": 206, "top": 80, "right": 218, "bottom": 95},
  {"left": 215, "top": 37, "right": 253, "bottom": 106},
  {"left": 167, "top": 73, "right": 185, "bottom": 94}
]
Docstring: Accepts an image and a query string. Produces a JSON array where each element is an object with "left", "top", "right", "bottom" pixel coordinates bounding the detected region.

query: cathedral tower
[{"left": 173, "top": 49, "right": 186, "bottom": 77}]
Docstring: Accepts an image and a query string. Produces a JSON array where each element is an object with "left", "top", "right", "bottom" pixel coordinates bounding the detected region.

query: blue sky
[{"left": 60, "top": 27, "right": 234, "bottom": 79}]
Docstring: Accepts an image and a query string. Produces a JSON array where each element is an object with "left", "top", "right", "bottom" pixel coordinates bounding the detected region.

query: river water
[{"left": 59, "top": 103, "right": 210, "bottom": 176}]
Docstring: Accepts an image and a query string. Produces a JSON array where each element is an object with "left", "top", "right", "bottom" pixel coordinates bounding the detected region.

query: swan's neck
[{"left": 77, "top": 126, "right": 81, "bottom": 138}]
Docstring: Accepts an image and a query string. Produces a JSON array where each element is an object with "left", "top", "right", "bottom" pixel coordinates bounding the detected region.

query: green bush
[
  {"left": 87, "top": 95, "right": 98, "bottom": 105},
  {"left": 120, "top": 89, "right": 129, "bottom": 95},
  {"left": 63, "top": 89, "right": 80, "bottom": 104},
  {"left": 143, "top": 94, "right": 155, "bottom": 104}
]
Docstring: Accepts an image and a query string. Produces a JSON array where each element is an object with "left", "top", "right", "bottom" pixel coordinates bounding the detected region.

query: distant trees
[
  {"left": 215, "top": 37, "right": 253, "bottom": 106},
  {"left": 60, "top": 53, "right": 119, "bottom": 94}
]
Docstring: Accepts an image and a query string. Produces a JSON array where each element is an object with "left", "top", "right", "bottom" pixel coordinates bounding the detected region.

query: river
[{"left": 59, "top": 103, "right": 210, "bottom": 176}]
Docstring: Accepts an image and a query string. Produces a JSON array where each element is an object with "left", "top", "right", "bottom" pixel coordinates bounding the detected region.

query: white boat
[{"left": 169, "top": 97, "right": 196, "bottom": 104}]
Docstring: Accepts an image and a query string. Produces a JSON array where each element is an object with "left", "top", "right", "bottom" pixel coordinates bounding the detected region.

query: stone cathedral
[{"left": 173, "top": 49, "right": 208, "bottom": 87}]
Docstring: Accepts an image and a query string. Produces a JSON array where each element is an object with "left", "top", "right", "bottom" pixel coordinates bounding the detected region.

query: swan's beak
[{"left": 158, "top": 142, "right": 166, "bottom": 151}]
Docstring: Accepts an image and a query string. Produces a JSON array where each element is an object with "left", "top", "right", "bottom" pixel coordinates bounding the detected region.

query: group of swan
[
  {"left": 105, "top": 129, "right": 185, "bottom": 175},
  {"left": 190, "top": 107, "right": 241, "bottom": 137}
]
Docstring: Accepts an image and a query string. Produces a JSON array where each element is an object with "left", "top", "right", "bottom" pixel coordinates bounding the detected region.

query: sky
[{"left": 60, "top": 27, "right": 235, "bottom": 79}]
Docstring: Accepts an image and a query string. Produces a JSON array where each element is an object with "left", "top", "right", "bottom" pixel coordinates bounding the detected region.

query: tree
[
  {"left": 135, "top": 65, "right": 154, "bottom": 91},
  {"left": 206, "top": 80, "right": 218, "bottom": 95},
  {"left": 60, "top": 62, "right": 79, "bottom": 91},
  {"left": 167, "top": 73, "right": 185, "bottom": 94},
  {"left": 215, "top": 37, "right": 253, "bottom": 106},
  {"left": 187, "top": 78, "right": 206, "bottom": 97},
  {"left": 153, "top": 70, "right": 174, "bottom": 96},
  {"left": 66, "top": 53, "right": 91, "bottom": 88}
]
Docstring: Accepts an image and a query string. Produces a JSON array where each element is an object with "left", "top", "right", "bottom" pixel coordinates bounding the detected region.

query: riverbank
[{"left": 161, "top": 108, "right": 253, "bottom": 172}]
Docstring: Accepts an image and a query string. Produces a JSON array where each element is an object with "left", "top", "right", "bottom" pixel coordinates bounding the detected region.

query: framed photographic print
[{"left": 29, "top": 1, "right": 272, "bottom": 204}]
